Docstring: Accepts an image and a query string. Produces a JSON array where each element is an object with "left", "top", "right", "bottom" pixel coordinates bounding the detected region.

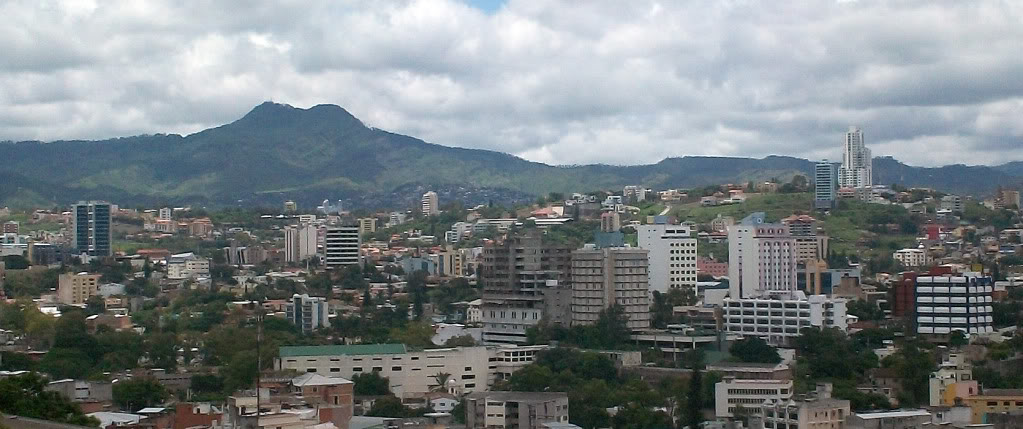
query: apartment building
[
  {"left": 465, "top": 391, "right": 570, "bottom": 429},
  {"left": 728, "top": 214, "right": 798, "bottom": 299},
  {"left": 814, "top": 160, "right": 838, "bottom": 209},
  {"left": 324, "top": 225, "right": 361, "bottom": 269},
  {"left": 751, "top": 384, "right": 849, "bottom": 429},
  {"left": 57, "top": 273, "right": 102, "bottom": 305},
  {"left": 893, "top": 248, "right": 929, "bottom": 267},
  {"left": 964, "top": 389, "right": 1023, "bottom": 424},
  {"left": 285, "top": 293, "right": 331, "bottom": 332},
  {"left": 929, "top": 353, "right": 978, "bottom": 407},
  {"left": 915, "top": 274, "right": 994, "bottom": 338},
  {"left": 570, "top": 246, "right": 650, "bottom": 329},
  {"left": 636, "top": 223, "right": 698, "bottom": 295},
  {"left": 722, "top": 292, "right": 848, "bottom": 346},
  {"left": 284, "top": 224, "right": 319, "bottom": 263},
  {"left": 782, "top": 215, "right": 828, "bottom": 263},
  {"left": 166, "top": 253, "right": 210, "bottom": 279},
  {"left": 72, "top": 201, "right": 112, "bottom": 257},
  {"left": 422, "top": 191, "right": 440, "bottom": 216},
  {"left": 358, "top": 217, "right": 377, "bottom": 235},
  {"left": 715, "top": 378, "right": 793, "bottom": 418}
]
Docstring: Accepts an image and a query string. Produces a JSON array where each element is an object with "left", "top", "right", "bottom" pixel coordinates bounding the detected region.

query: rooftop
[
  {"left": 279, "top": 344, "right": 408, "bottom": 357},
  {"left": 466, "top": 391, "right": 568, "bottom": 402},
  {"left": 852, "top": 409, "right": 931, "bottom": 419},
  {"left": 976, "top": 389, "right": 1023, "bottom": 397}
]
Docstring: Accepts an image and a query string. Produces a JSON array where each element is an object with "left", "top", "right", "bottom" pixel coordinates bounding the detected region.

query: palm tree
[{"left": 431, "top": 372, "right": 452, "bottom": 392}]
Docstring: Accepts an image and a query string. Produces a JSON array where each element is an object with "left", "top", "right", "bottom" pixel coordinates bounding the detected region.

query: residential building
[
  {"left": 623, "top": 185, "right": 647, "bottom": 203},
  {"left": 839, "top": 126, "right": 872, "bottom": 189},
  {"left": 600, "top": 211, "right": 621, "bottom": 233},
  {"left": 284, "top": 200, "right": 297, "bottom": 212},
  {"left": 570, "top": 247, "right": 650, "bottom": 329},
  {"left": 358, "top": 217, "right": 377, "bottom": 235},
  {"left": 845, "top": 410, "right": 932, "bottom": 429},
  {"left": 929, "top": 353, "right": 978, "bottom": 407},
  {"left": 964, "top": 389, "right": 1023, "bottom": 424},
  {"left": 751, "top": 383, "right": 849, "bottom": 429},
  {"left": 467, "top": 299, "right": 482, "bottom": 324},
  {"left": 388, "top": 211, "right": 408, "bottom": 227},
  {"left": 422, "top": 191, "right": 440, "bottom": 216},
  {"left": 1001, "top": 189, "right": 1021, "bottom": 209},
  {"left": 276, "top": 344, "right": 549, "bottom": 398},
  {"left": 722, "top": 292, "right": 848, "bottom": 346},
  {"left": 728, "top": 214, "right": 798, "bottom": 299},
  {"left": 158, "top": 207, "right": 172, "bottom": 221},
  {"left": 2, "top": 221, "right": 18, "bottom": 234},
  {"left": 285, "top": 294, "right": 331, "bottom": 332},
  {"left": 893, "top": 248, "right": 929, "bottom": 267},
  {"left": 698, "top": 257, "right": 729, "bottom": 278},
  {"left": 782, "top": 215, "right": 828, "bottom": 263},
  {"left": 284, "top": 224, "right": 319, "bottom": 263},
  {"left": 715, "top": 377, "right": 793, "bottom": 418},
  {"left": 941, "top": 195, "right": 964, "bottom": 213},
  {"left": 324, "top": 225, "right": 361, "bottom": 269},
  {"left": 166, "top": 253, "right": 210, "bottom": 279},
  {"left": 480, "top": 231, "right": 573, "bottom": 344},
  {"left": 57, "top": 273, "right": 102, "bottom": 305},
  {"left": 432, "top": 247, "right": 464, "bottom": 277},
  {"left": 637, "top": 223, "right": 698, "bottom": 295},
  {"left": 465, "top": 391, "right": 570, "bottom": 429},
  {"left": 915, "top": 274, "right": 994, "bottom": 338},
  {"left": 814, "top": 160, "right": 838, "bottom": 209},
  {"left": 72, "top": 201, "right": 112, "bottom": 257}
]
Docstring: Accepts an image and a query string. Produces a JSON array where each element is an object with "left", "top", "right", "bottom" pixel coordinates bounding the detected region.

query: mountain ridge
[{"left": 0, "top": 102, "right": 1019, "bottom": 209}]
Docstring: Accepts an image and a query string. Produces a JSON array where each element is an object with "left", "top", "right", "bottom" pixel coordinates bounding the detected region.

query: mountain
[{"left": 1, "top": 102, "right": 1020, "bottom": 209}]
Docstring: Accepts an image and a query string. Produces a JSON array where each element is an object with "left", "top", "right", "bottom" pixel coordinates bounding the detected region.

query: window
[
  {"left": 392, "top": 366, "right": 402, "bottom": 371},
  {"left": 353, "top": 367, "right": 363, "bottom": 372}
]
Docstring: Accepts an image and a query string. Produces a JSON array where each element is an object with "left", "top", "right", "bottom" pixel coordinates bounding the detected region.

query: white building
[
  {"left": 915, "top": 274, "right": 994, "bottom": 337},
  {"left": 285, "top": 224, "right": 319, "bottom": 263},
  {"left": 636, "top": 223, "right": 698, "bottom": 295},
  {"left": 839, "top": 126, "right": 872, "bottom": 189},
  {"left": 467, "top": 299, "right": 483, "bottom": 324},
  {"left": 422, "top": 191, "right": 440, "bottom": 216},
  {"left": 893, "top": 248, "right": 929, "bottom": 267},
  {"left": 324, "top": 225, "right": 361, "bottom": 269},
  {"left": 158, "top": 207, "right": 172, "bottom": 221},
  {"left": 284, "top": 294, "right": 331, "bottom": 332},
  {"left": 276, "top": 344, "right": 549, "bottom": 398},
  {"left": 940, "top": 195, "right": 964, "bottom": 213},
  {"left": 715, "top": 378, "right": 793, "bottom": 418},
  {"left": 722, "top": 292, "right": 848, "bottom": 346},
  {"left": 728, "top": 215, "right": 798, "bottom": 299},
  {"left": 166, "top": 253, "right": 210, "bottom": 280}
]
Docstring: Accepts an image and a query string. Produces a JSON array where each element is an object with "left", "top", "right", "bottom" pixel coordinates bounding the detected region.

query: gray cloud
[{"left": 0, "top": 0, "right": 1021, "bottom": 167}]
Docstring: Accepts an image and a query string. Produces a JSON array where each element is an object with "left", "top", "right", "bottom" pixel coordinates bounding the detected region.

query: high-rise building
[
  {"left": 159, "top": 207, "right": 172, "bottom": 221},
  {"left": 421, "top": 191, "right": 439, "bottom": 216},
  {"left": 285, "top": 224, "right": 319, "bottom": 263},
  {"left": 1001, "top": 189, "right": 1021, "bottom": 209},
  {"left": 323, "top": 225, "right": 361, "bottom": 269},
  {"left": 814, "top": 160, "right": 838, "bottom": 209},
  {"left": 839, "top": 126, "right": 872, "bottom": 189},
  {"left": 915, "top": 274, "right": 993, "bottom": 338},
  {"left": 480, "top": 231, "right": 573, "bottom": 344},
  {"left": 72, "top": 201, "right": 112, "bottom": 257},
  {"left": 781, "top": 215, "right": 828, "bottom": 263},
  {"left": 285, "top": 294, "right": 331, "bottom": 332},
  {"left": 728, "top": 213, "right": 797, "bottom": 299},
  {"left": 570, "top": 247, "right": 650, "bottom": 329},
  {"left": 636, "top": 223, "right": 698, "bottom": 295}
]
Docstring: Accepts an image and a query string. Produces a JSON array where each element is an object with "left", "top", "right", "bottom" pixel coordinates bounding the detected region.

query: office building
[
  {"left": 722, "top": 292, "right": 848, "bottom": 346},
  {"left": 166, "top": 253, "right": 210, "bottom": 279},
  {"left": 422, "top": 191, "right": 440, "bottom": 216},
  {"left": 285, "top": 224, "right": 319, "bottom": 263},
  {"left": 715, "top": 378, "right": 793, "bottom": 418},
  {"left": 2, "top": 221, "right": 18, "bottom": 234},
  {"left": 158, "top": 207, "right": 171, "bottom": 221},
  {"left": 915, "top": 274, "right": 994, "bottom": 338},
  {"left": 839, "top": 126, "right": 872, "bottom": 189},
  {"left": 324, "top": 225, "right": 361, "bottom": 269},
  {"left": 285, "top": 294, "right": 331, "bottom": 332},
  {"left": 751, "top": 383, "right": 850, "bottom": 429},
  {"left": 465, "top": 391, "right": 570, "bottom": 429},
  {"left": 570, "top": 247, "right": 650, "bottom": 329},
  {"left": 72, "top": 201, "right": 112, "bottom": 257},
  {"left": 480, "top": 231, "right": 573, "bottom": 344},
  {"left": 814, "top": 161, "right": 838, "bottom": 209},
  {"left": 57, "top": 272, "right": 102, "bottom": 305},
  {"left": 357, "top": 217, "right": 377, "bottom": 235},
  {"left": 728, "top": 214, "right": 798, "bottom": 299},
  {"left": 893, "top": 248, "right": 929, "bottom": 267},
  {"left": 276, "top": 344, "right": 549, "bottom": 398},
  {"left": 637, "top": 223, "right": 698, "bottom": 295}
]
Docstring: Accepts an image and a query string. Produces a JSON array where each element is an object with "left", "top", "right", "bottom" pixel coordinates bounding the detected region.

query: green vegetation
[
  {"left": 0, "top": 373, "right": 100, "bottom": 427},
  {"left": 112, "top": 378, "right": 169, "bottom": 411},
  {"left": 675, "top": 193, "right": 814, "bottom": 224},
  {"left": 729, "top": 338, "right": 782, "bottom": 364},
  {"left": 526, "top": 305, "right": 632, "bottom": 350}
]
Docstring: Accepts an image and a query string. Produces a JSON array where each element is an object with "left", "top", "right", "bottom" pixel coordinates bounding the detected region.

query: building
[
  {"left": 422, "top": 191, "right": 440, "bottom": 216},
  {"left": 45, "top": 379, "right": 113, "bottom": 403},
  {"left": 465, "top": 391, "right": 570, "bottom": 429},
  {"left": 728, "top": 215, "right": 798, "bottom": 299},
  {"left": 782, "top": 215, "right": 828, "bottom": 263},
  {"left": 357, "top": 217, "right": 377, "bottom": 235},
  {"left": 915, "top": 274, "right": 994, "bottom": 338},
  {"left": 893, "top": 248, "right": 929, "bottom": 267},
  {"left": 285, "top": 293, "right": 331, "bottom": 332},
  {"left": 166, "top": 253, "right": 210, "bottom": 279},
  {"left": 839, "top": 126, "right": 872, "bottom": 189},
  {"left": 284, "top": 200, "right": 297, "bottom": 212},
  {"left": 324, "top": 225, "right": 361, "bottom": 269},
  {"left": 751, "top": 383, "right": 850, "bottom": 429},
  {"left": 600, "top": 211, "right": 621, "bottom": 233},
  {"left": 965, "top": 389, "right": 1023, "bottom": 424},
  {"left": 715, "top": 377, "right": 793, "bottom": 418},
  {"left": 637, "top": 223, "right": 698, "bottom": 295},
  {"left": 929, "top": 353, "right": 978, "bottom": 407},
  {"left": 158, "top": 207, "right": 172, "bottom": 221},
  {"left": 72, "top": 201, "right": 112, "bottom": 257},
  {"left": 480, "top": 231, "right": 573, "bottom": 344},
  {"left": 570, "top": 247, "right": 650, "bottom": 329},
  {"left": 1001, "top": 189, "right": 1021, "bottom": 209},
  {"left": 276, "top": 344, "right": 549, "bottom": 398},
  {"left": 705, "top": 362, "right": 793, "bottom": 381},
  {"left": 432, "top": 247, "right": 464, "bottom": 277},
  {"left": 57, "top": 273, "right": 102, "bottom": 305},
  {"left": 814, "top": 161, "right": 838, "bottom": 209},
  {"left": 284, "top": 224, "right": 319, "bottom": 263},
  {"left": 698, "top": 257, "right": 729, "bottom": 278},
  {"left": 845, "top": 410, "right": 932, "bottom": 429},
  {"left": 722, "top": 292, "right": 848, "bottom": 346},
  {"left": 2, "top": 221, "right": 18, "bottom": 234},
  {"left": 941, "top": 195, "right": 964, "bottom": 213}
]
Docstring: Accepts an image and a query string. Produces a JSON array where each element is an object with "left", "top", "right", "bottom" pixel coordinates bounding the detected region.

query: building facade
[
  {"left": 570, "top": 247, "right": 650, "bottom": 329},
  {"left": 422, "top": 191, "right": 439, "bottom": 216},
  {"left": 715, "top": 378, "right": 793, "bottom": 418},
  {"left": 285, "top": 224, "right": 319, "bottom": 263},
  {"left": 636, "top": 223, "right": 698, "bottom": 295},
  {"left": 285, "top": 293, "right": 331, "bottom": 332},
  {"left": 893, "top": 248, "right": 929, "bottom": 267},
  {"left": 465, "top": 391, "right": 570, "bottom": 429},
  {"left": 72, "top": 201, "right": 112, "bottom": 257},
  {"left": 814, "top": 161, "right": 838, "bottom": 209},
  {"left": 57, "top": 273, "right": 102, "bottom": 305},
  {"left": 324, "top": 225, "right": 361, "bottom": 269},
  {"left": 915, "top": 274, "right": 994, "bottom": 337},
  {"left": 839, "top": 126, "right": 872, "bottom": 189},
  {"left": 722, "top": 293, "right": 848, "bottom": 346},
  {"left": 728, "top": 218, "right": 798, "bottom": 299}
]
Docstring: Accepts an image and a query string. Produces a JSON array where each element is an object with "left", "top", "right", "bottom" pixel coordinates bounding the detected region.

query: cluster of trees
[
  {"left": 650, "top": 289, "right": 698, "bottom": 329},
  {"left": 526, "top": 305, "right": 631, "bottom": 350},
  {"left": 0, "top": 373, "right": 99, "bottom": 426}
]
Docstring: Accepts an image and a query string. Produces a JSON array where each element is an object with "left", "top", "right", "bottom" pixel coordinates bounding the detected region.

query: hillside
[{"left": 0, "top": 102, "right": 1020, "bottom": 209}]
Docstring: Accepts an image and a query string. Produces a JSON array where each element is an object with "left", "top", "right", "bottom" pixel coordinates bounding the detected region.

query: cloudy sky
[{"left": 2, "top": 0, "right": 1022, "bottom": 166}]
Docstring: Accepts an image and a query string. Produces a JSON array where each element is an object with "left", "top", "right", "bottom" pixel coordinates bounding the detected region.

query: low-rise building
[
  {"left": 845, "top": 409, "right": 933, "bottom": 429},
  {"left": 705, "top": 362, "right": 793, "bottom": 381},
  {"left": 715, "top": 377, "right": 793, "bottom": 418},
  {"left": 929, "top": 353, "right": 978, "bottom": 407},
  {"left": 750, "top": 383, "right": 849, "bottom": 429},
  {"left": 166, "top": 253, "right": 210, "bottom": 279},
  {"left": 722, "top": 293, "right": 848, "bottom": 346},
  {"left": 284, "top": 294, "right": 331, "bottom": 332},
  {"left": 465, "top": 391, "right": 570, "bottom": 429},
  {"left": 893, "top": 248, "right": 929, "bottom": 267},
  {"left": 964, "top": 389, "right": 1023, "bottom": 424},
  {"left": 57, "top": 273, "right": 102, "bottom": 305}
]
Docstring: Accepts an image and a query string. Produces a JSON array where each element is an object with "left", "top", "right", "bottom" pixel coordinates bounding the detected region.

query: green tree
[
  {"left": 949, "top": 330, "right": 968, "bottom": 348},
  {"left": 684, "top": 368, "right": 704, "bottom": 429},
  {"left": 113, "top": 378, "right": 169, "bottom": 411},
  {"left": 353, "top": 372, "right": 392, "bottom": 396},
  {"left": 593, "top": 305, "right": 630, "bottom": 349},
  {"left": 443, "top": 334, "right": 477, "bottom": 347},
  {"left": 0, "top": 373, "right": 99, "bottom": 426},
  {"left": 729, "top": 337, "right": 782, "bottom": 364}
]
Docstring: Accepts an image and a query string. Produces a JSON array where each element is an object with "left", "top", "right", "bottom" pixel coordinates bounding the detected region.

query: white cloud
[{"left": 0, "top": 0, "right": 1021, "bottom": 166}]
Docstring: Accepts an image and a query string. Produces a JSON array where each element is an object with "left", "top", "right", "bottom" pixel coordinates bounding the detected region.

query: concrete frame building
[
  {"left": 914, "top": 274, "right": 994, "bottom": 337},
  {"left": 715, "top": 378, "right": 793, "bottom": 418},
  {"left": 893, "top": 248, "right": 929, "bottom": 267},
  {"left": 839, "top": 126, "right": 872, "bottom": 189},
  {"left": 285, "top": 224, "right": 319, "bottom": 263},
  {"left": 72, "top": 201, "right": 112, "bottom": 257},
  {"left": 285, "top": 293, "right": 331, "bottom": 332},
  {"left": 722, "top": 292, "right": 848, "bottom": 346},
  {"left": 465, "top": 391, "right": 570, "bottom": 429},
  {"left": 422, "top": 191, "right": 440, "bottom": 216},
  {"left": 570, "top": 246, "right": 650, "bottom": 329},
  {"left": 728, "top": 215, "right": 798, "bottom": 299},
  {"left": 324, "top": 225, "right": 361, "bottom": 269},
  {"left": 57, "top": 272, "right": 102, "bottom": 305},
  {"left": 636, "top": 223, "right": 698, "bottom": 295},
  {"left": 814, "top": 161, "right": 838, "bottom": 210}
]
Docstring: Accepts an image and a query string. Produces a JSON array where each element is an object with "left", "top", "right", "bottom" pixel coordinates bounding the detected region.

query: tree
[
  {"left": 113, "top": 378, "right": 169, "bottom": 411},
  {"left": 388, "top": 321, "right": 434, "bottom": 349},
  {"left": 366, "top": 395, "right": 423, "bottom": 418},
  {"left": 353, "top": 372, "right": 391, "bottom": 396},
  {"left": 443, "top": 335, "right": 477, "bottom": 347},
  {"left": 431, "top": 372, "right": 451, "bottom": 392},
  {"left": 684, "top": 367, "right": 704, "bottom": 429},
  {"left": 729, "top": 337, "right": 782, "bottom": 364},
  {"left": 0, "top": 373, "right": 99, "bottom": 426},
  {"left": 593, "top": 305, "right": 630, "bottom": 349},
  {"left": 949, "top": 330, "right": 968, "bottom": 348}
]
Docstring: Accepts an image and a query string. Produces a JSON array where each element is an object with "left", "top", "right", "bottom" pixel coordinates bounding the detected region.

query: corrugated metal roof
[{"left": 279, "top": 344, "right": 407, "bottom": 357}]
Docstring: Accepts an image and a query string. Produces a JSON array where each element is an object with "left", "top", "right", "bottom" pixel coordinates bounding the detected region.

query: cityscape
[{"left": 2, "top": 2, "right": 1023, "bottom": 429}]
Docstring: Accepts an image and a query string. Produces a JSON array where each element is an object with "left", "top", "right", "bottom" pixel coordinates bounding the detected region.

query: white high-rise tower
[{"left": 839, "top": 126, "right": 872, "bottom": 188}]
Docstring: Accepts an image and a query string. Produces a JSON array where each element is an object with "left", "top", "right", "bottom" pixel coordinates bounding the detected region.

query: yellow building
[
  {"left": 57, "top": 273, "right": 102, "bottom": 305},
  {"left": 357, "top": 217, "right": 377, "bottom": 235},
  {"left": 965, "top": 389, "right": 1023, "bottom": 423}
]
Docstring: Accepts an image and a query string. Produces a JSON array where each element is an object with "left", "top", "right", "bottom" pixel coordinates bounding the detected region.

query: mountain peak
[{"left": 233, "top": 101, "right": 365, "bottom": 130}]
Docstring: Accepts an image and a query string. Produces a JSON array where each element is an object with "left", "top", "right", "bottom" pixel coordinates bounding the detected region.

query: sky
[{"left": 2, "top": 0, "right": 1022, "bottom": 167}]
